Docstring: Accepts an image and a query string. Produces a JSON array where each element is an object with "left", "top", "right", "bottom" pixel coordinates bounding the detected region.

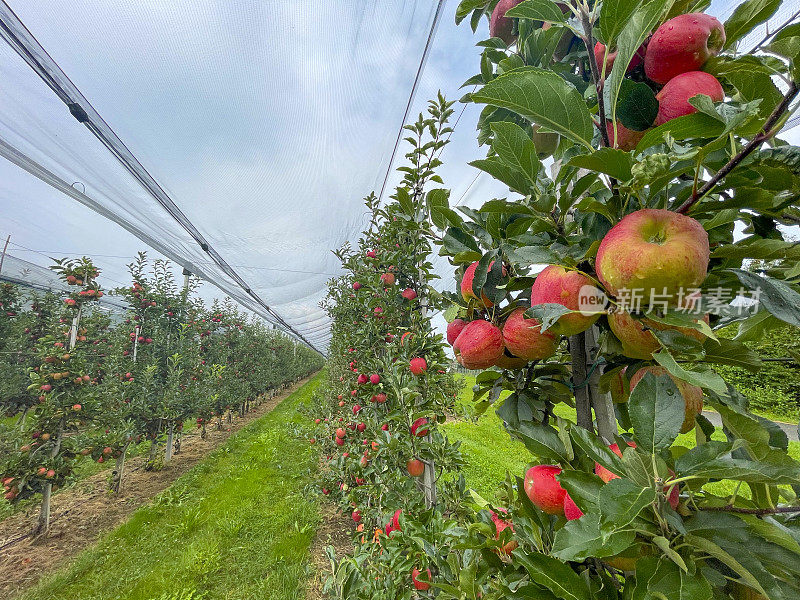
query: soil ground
[
  {"left": 307, "top": 501, "right": 355, "bottom": 600},
  {"left": 0, "top": 377, "right": 310, "bottom": 599}
]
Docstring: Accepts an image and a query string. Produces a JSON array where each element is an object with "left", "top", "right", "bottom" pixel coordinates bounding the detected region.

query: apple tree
[{"left": 419, "top": 0, "right": 800, "bottom": 598}]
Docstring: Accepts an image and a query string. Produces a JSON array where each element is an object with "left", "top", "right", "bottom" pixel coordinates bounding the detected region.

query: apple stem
[{"left": 677, "top": 80, "right": 799, "bottom": 214}]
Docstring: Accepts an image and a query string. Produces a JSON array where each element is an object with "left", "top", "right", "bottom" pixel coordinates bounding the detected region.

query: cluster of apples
[
  {"left": 596, "top": 12, "right": 726, "bottom": 149},
  {"left": 449, "top": 208, "right": 710, "bottom": 432},
  {"left": 489, "top": 2, "right": 727, "bottom": 152}
]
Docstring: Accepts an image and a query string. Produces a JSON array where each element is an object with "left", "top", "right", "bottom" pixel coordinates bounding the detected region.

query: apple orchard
[{"left": 308, "top": 1, "right": 800, "bottom": 599}]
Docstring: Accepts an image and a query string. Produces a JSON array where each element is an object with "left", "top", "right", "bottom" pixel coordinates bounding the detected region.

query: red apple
[
  {"left": 645, "top": 13, "right": 725, "bottom": 84},
  {"left": 411, "top": 567, "right": 432, "bottom": 591},
  {"left": 489, "top": 0, "right": 524, "bottom": 45},
  {"left": 460, "top": 261, "right": 504, "bottom": 308},
  {"left": 409, "top": 357, "right": 427, "bottom": 375},
  {"left": 453, "top": 319, "right": 504, "bottom": 369},
  {"left": 563, "top": 493, "right": 584, "bottom": 520},
  {"left": 530, "top": 265, "right": 604, "bottom": 335},
  {"left": 407, "top": 458, "right": 425, "bottom": 477},
  {"left": 606, "top": 120, "right": 646, "bottom": 151},
  {"left": 446, "top": 318, "right": 467, "bottom": 346},
  {"left": 655, "top": 71, "right": 724, "bottom": 125},
  {"left": 335, "top": 437, "right": 344, "bottom": 447},
  {"left": 607, "top": 309, "right": 706, "bottom": 360},
  {"left": 401, "top": 288, "right": 417, "bottom": 300},
  {"left": 501, "top": 308, "right": 557, "bottom": 362},
  {"left": 595, "top": 209, "right": 709, "bottom": 305},
  {"left": 352, "top": 282, "right": 361, "bottom": 290},
  {"left": 356, "top": 422, "right": 366, "bottom": 432},
  {"left": 369, "top": 374, "right": 380, "bottom": 385},
  {"left": 411, "top": 417, "right": 430, "bottom": 437},
  {"left": 352, "top": 510, "right": 361, "bottom": 522},
  {"left": 357, "top": 373, "right": 368, "bottom": 385},
  {"left": 630, "top": 366, "right": 703, "bottom": 433},
  {"left": 593, "top": 41, "right": 646, "bottom": 77},
  {"left": 494, "top": 348, "right": 529, "bottom": 370},
  {"left": 336, "top": 428, "right": 346, "bottom": 439},
  {"left": 524, "top": 465, "right": 567, "bottom": 515},
  {"left": 380, "top": 272, "right": 395, "bottom": 286}
]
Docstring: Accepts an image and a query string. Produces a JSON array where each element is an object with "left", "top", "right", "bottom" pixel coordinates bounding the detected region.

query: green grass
[
  {"left": 19, "top": 374, "right": 324, "bottom": 600},
  {"left": 445, "top": 376, "right": 800, "bottom": 499}
]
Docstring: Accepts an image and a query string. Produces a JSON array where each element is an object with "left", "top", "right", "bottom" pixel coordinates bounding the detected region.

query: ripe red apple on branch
[
  {"left": 655, "top": 71, "right": 724, "bottom": 125},
  {"left": 595, "top": 209, "right": 709, "bottom": 306},
  {"left": 501, "top": 308, "right": 557, "bottom": 362},
  {"left": 524, "top": 465, "right": 567, "bottom": 515},
  {"left": 530, "top": 266, "right": 604, "bottom": 336},
  {"left": 453, "top": 319, "right": 504, "bottom": 368},
  {"left": 644, "top": 13, "right": 726, "bottom": 84}
]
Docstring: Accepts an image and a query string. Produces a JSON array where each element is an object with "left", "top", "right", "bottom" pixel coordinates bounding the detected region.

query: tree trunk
[
  {"left": 110, "top": 441, "right": 131, "bottom": 493},
  {"left": 569, "top": 332, "right": 595, "bottom": 432},
  {"left": 164, "top": 421, "right": 174, "bottom": 462},
  {"left": 34, "top": 418, "right": 64, "bottom": 537},
  {"left": 585, "top": 327, "right": 617, "bottom": 442},
  {"left": 145, "top": 438, "right": 161, "bottom": 471},
  {"left": 201, "top": 423, "right": 207, "bottom": 440}
]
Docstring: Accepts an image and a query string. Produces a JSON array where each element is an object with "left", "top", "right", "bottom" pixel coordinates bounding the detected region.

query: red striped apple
[
  {"left": 530, "top": 266, "right": 604, "bottom": 335},
  {"left": 453, "top": 319, "right": 504, "bottom": 369},
  {"left": 595, "top": 209, "right": 709, "bottom": 306},
  {"left": 501, "top": 308, "right": 557, "bottom": 362},
  {"left": 645, "top": 13, "right": 725, "bottom": 84},
  {"left": 655, "top": 71, "right": 724, "bottom": 125}
]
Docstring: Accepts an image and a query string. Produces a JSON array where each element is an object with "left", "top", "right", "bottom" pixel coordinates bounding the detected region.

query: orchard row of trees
[
  {"left": 0, "top": 253, "right": 323, "bottom": 536},
  {"left": 314, "top": 0, "right": 800, "bottom": 598}
]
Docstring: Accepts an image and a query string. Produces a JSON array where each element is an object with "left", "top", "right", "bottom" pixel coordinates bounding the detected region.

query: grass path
[{"left": 18, "top": 374, "right": 324, "bottom": 600}]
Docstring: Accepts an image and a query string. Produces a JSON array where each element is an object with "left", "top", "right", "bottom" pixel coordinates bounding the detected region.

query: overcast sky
[{"left": 0, "top": 0, "right": 796, "bottom": 352}]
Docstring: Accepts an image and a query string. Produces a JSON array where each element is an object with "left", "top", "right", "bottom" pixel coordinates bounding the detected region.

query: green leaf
[
  {"left": 526, "top": 303, "right": 573, "bottom": 333},
  {"left": 682, "top": 534, "right": 769, "bottom": 597},
  {"left": 675, "top": 440, "right": 800, "bottom": 484},
  {"left": 724, "top": 0, "right": 781, "bottom": 49},
  {"left": 471, "top": 67, "right": 595, "bottom": 149},
  {"left": 629, "top": 372, "right": 685, "bottom": 453},
  {"left": 568, "top": 148, "right": 634, "bottom": 181},
  {"left": 441, "top": 227, "right": 481, "bottom": 256},
  {"left": 470, "top": 157, "right": 533, "bottom": 195},
  {"left": 455, "top": 0, "right": 487, "bottom": 24},
  {"left": 516, "top": 422, "right": 570, "bottom": 463},
  {"left": 635, "top": 112, "right": 725, "bottom": 153},
  {"left": 768, "top": 22, "right": 800, "bottom": 62},
  {"left": 506, "top": 0, "right": 567, "bottom": 24},
  {"left": 514, "top": 553, "right": 591, "bottom": 600},
  {"left": 632, "top": 557, "right": 713, "bottom": 600},
  {"left": 505, "top": 244, "right": 562, "bottom": 266},
  {"left": 729, "top": 268, "right": 800, "bottom": 328},
  {"left": 598, "top": 478, "right": 657, "bottom": 533},
  {"left": 606, "top": 0, "right": 671, "bottom": 129},
  {"left": 490, "top": 121, "right": 541, "bottom": 187},
  {"left": 551, "top": 512, "right": 635, "bottom": 561},
  {"left": 701, "top": 337, "right": 762, "bottom": 372},
  {"left": 599, "top": 0, "right": 642, "bottom": 47},
  {"left": 616, "top": 79, "right": 659, "bottom": 132},
  {"left": 652, "top": 349, "right": 727, "bottom": 394}
]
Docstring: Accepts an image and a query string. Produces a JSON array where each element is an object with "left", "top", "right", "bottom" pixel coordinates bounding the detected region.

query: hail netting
[{"left": 0, "top": 0, "right": 453, "bottom": 353}]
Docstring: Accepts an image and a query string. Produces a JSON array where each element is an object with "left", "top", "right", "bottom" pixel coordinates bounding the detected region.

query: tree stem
[{"left": 569, "top": 332, "right": 594, "bottom": 432}]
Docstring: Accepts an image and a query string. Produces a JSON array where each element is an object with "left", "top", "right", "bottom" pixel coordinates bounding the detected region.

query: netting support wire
[
  {"left": 0, "top": 137, "right": 320, "bottom": 354},
  {"left": 376, "top": 0, "right": 446, "bottom": 206},
  {"left": 0, "top": 1, "right": 323, "bottom": 356}
]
